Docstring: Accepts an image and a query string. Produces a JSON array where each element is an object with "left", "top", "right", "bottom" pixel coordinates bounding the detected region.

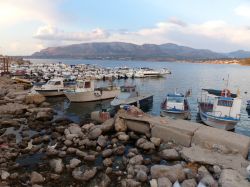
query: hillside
[{"left": 31, "top": 42, "right": 229, "bottom": 60}]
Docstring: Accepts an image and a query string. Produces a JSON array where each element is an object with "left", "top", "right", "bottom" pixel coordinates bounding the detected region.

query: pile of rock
[{"left": 0, "top": 77, "right": 249, "bottom": 186}]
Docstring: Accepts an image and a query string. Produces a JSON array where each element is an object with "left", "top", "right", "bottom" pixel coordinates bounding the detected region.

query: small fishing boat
[
  {"left": 64, "top": 80, "right": 120, "bottom": 102},
  {"left": 110, "top": 85, "right": 153, "bottom": 109},
  {"left": 198, "top": 88, "right": 241, "bottom": 130},
  {"left": 160, "top": 91, "right": 191, "bottom": 119},
  {"left": 34, "top": 78, "right": 65, "bottom": 97}
]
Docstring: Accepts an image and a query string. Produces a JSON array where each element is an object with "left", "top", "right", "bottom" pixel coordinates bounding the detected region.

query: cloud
[
  {"left": 234, "top": 4, "right": 250, "bottom": 18},
  {"left": 104, "top": 19, "right": 250, "bottom": 52},
  {"left": 34, "top": 25, "right": 110, "bottom": 41},
  {"left": 0, "top": 0, "right": 62, "bottom": 26}
]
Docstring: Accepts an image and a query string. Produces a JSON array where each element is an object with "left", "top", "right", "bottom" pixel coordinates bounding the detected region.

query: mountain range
[{"left": 31, "top": 42, "right": 250, "bottom": 60}]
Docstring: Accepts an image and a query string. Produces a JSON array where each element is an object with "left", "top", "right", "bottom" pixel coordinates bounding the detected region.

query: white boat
[
  {"left": 34, "top": 78, "right": 65, "bottom": 97},
  {"left": 135, "top": 67, "right": 170, "bottom": 78},
  {"left": 198, "top": 89, "right": 241, "bottom": 130},
  {"left": 111, "top": 85, "right": 153, "bottom": 109},
  {"left": 64, "top": 80, "right": 120, "bottom": 102},
  {"left": 160, "top": 92, "right": 191, "bottom": 119}
]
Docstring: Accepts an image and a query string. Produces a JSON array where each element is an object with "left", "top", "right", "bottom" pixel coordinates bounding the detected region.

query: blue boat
[
  {"left": 198, "top": 89, "right": 241, "bottom": 130},
  {"left": 160, "top": 92, "right": 191, "bottom": 119}
]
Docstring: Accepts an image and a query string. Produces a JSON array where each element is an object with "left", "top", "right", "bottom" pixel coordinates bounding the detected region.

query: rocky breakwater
[{"left": 0, "top": 78, "right": 249, "bottom": 187}]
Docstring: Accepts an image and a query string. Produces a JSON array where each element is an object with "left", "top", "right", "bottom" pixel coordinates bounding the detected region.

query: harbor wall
[{"left": 118, "top": 113, "right": 250, "bottom": 158}]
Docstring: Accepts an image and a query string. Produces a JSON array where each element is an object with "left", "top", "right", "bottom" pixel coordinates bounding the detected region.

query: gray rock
[
  {"left": 134, "top": 165, "right": 149, "bottom": 173},
  {"left": 157, "top": 177, "right": 172, "bottom": 187},
  {"left": 76, "top": 150, "right": 88, "bottom": 157},
  {"left": 161, "top": 149, "right": 180, "bottom": 160},
  {"left": 122, "top": 179, "right": 141, "bottom": 187},
  {"left": 68, "top": 124, "right": 83, "bottom": 136},
  {"left": 219, "top": 169, "right": 249, "bottom": 187},
  {"left": 46, "top": 147, "right": 58, "bottom": 156},
  {"left": 129, "top": 155, "right": 143, "bottom": 165},
  {"left": 99, "top": 118, "right": 114, "bottom": 132},
  {"left": 1, "top": 170, "right": 10, "bottom": 180},
  {"left": 115, "top": 117, "right": 127, "bottom": 132},
  {"left": 118, "top": 133, "right": 129, "bottom": 141},
  {"left": 102, "top": 149, "right": 113, "bottom": 157},
  {"left": 200, "top": 175, "right": 218, "bottom": 187},
  {"left": 84, "top": 155, "right": 96, "bottom": 161},
  {"left": 97, "top": 135, "right": 107, "bottom": 147},
  {"left": 69, "top": 158, "right": 81, "bottom": 169},
  {"left": 64, "top": 140, "right": 73, "bottom": 146},
  {"left": 49, "top": 159, "right": 64, "bottom": 173},
  {"left": 30, "top": 171, "right": 44, "bottom": 184},
  {"left": 181, "top": 179, "right": 197, "bottom": 187},
  {"left": 150, "top": 179, "right": 158, "bottom": 187},
  {"left": 113, "top": 145, "right": 125, "bottom": 155},
  {"left": 136, "top": 170, "right": 147, "bottom": 182},
  {"left": 72, "top": 167, "right": 97, "bottom": 181},
  {"left": 150, "top": 137, "right": 161, "bottom": 147},
  {"left": 36, "top": 111, "right": 53, "bottom": 121},
  {"left": 88, "top": 127, "right": 102, "bottom": 140},
  {"left": 198, "top": 166, "right": 210, "bottom": 179},
  {"left": 150, "top": 164, "right": 185, "bottom": 183},
  {"left": 103, "top": 158, "right": 113, "bottom": 167},
  {"left": 136, "top": 138, "right": 155, "bottom": 150}
]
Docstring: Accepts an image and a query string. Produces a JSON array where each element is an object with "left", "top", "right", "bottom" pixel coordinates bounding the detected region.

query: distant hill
[
  {"left": 226, "top": 50, "right": 250, "bottom": 58},
  {"left": 31, "top": 42, "right": 250, "bottom": 60}
]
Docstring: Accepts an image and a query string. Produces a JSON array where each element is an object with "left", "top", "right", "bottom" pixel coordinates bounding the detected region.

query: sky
[{"left": 2, "top": 0, "right": 250, "bottom": 55}]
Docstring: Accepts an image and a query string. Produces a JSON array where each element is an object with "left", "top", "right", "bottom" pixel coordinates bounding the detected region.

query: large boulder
[
  {"left": 150, "top": 164, "right": 185, "bottom": 183},
  {"left": 0, "top": 103, "right": 28, "bottom": 115},
  {"left": 25, "top": 94, "right": 45, "bottom": 105},
  {"left": 181, "top": 145, "right": 250, "bottom": 176},
  {"left": 192, "top": 125, "right": 250, "bottom": 158},
  {"left": 219, "top": 169, "right": 249, "bottom": 187},
  {"left": 160, "top": 149, "right": 180, "bottom": 160}
]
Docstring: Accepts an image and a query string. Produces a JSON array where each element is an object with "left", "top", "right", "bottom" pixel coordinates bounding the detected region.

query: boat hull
[
  {"left": 111, "top": 95, "right": 153, "bottom": 112},
  {"left": 160, "top": 110, "right": 191, "bottom": 120},
  {"left": 65, "top": 89, "right": 120, "bottom": 102},
  {"left": 198, "top": 105, "right": 238, "bottom": 130},
  {"left": 35, "top": 89, "right": 65, "bottom": 97}
]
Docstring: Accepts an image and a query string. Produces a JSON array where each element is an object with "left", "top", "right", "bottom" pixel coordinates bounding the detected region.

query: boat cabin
[
  {"left": 162, "top": 93, "right": 188, "bottom": 112},
  {"left": 75, "top": 80, "right": 94, "bottom": 91},
  {"left": 199, "top": 89, "right": 241, "bottom": 119}
]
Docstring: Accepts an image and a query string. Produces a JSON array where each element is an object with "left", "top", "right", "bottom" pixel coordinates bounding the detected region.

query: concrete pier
[{"left": 118, "top": 112, "right": 250, "bottom": 158}]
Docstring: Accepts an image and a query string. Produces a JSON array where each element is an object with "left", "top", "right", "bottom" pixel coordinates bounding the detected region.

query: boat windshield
[
  {"left": 167, "top": 96, "right": 184, "bottom": 103},
  {"left": 48, "top": 81, "right": 61, "bottom": 85}
]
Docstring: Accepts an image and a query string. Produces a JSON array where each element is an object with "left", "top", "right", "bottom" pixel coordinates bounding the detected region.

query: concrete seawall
[{"left": 118, "top": 112, "right": 250, "bottom": 158}]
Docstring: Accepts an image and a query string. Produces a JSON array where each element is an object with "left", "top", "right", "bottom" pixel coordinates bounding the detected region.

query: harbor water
[{"left": 30, "top": 59, "right": 250, "bottom": 137}]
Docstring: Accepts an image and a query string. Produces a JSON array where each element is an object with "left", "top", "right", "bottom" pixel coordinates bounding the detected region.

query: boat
[
  {"left": 198, "top": 88, "right": 241, "bottom": 130},
  {"left": 34, "top": 78, "right": 65, "bottom": 96},
  {"left": 134, "top": 67, "right": 170, "bottom": 78},
  {"left": 110, "top": 85, "right": 153, "bottom": 110},
  {"left": 64, "top": 80, "right": 120, "bottom": 102},
  {"left": 160, "top": 91, "right": 191, "bottom": 119}
]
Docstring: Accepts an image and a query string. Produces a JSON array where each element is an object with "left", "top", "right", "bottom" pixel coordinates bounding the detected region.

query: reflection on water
[{"left": 31, "top": 59, "right": 250, "bottom": 138}]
